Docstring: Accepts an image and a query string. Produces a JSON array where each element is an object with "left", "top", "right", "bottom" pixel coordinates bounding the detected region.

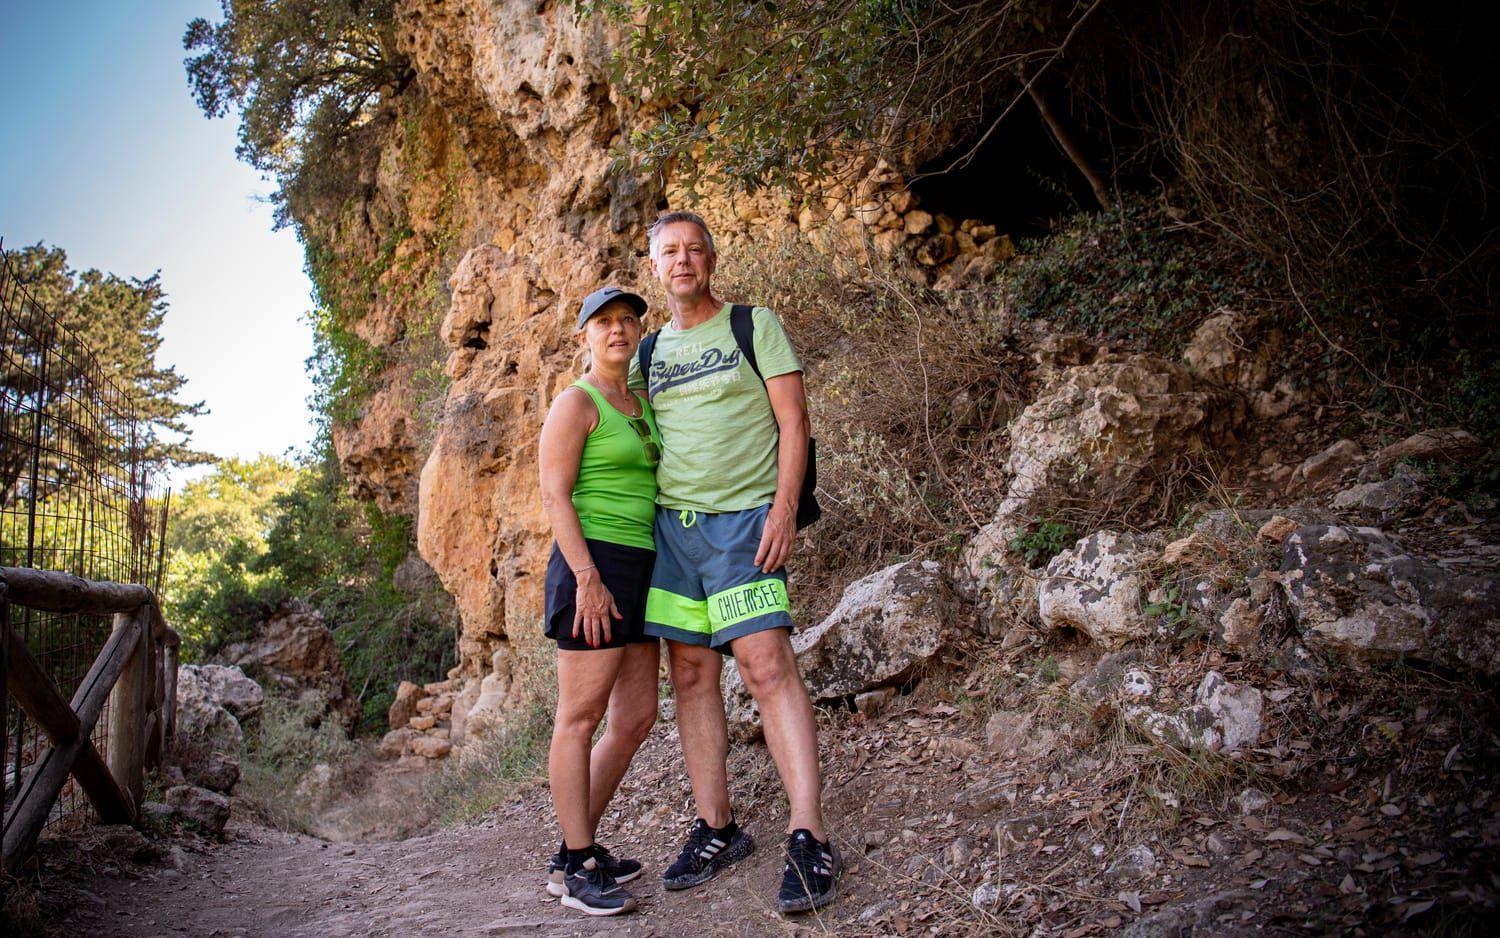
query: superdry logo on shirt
[{"left": 649, "top": 346, "right": 744, "bottom": 396}]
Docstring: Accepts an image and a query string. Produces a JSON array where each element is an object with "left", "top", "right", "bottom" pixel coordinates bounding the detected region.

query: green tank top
[{"left": 569, "top": 379, "right": 661, "bottom": 550}]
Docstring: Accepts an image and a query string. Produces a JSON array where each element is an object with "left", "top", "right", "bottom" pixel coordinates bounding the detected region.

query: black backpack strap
[
  {"left": 730, "top": 304, "right": 762, "bottom": 382},
  {"left": 638, "top": 330, "right": 659, "bottom": 394}
]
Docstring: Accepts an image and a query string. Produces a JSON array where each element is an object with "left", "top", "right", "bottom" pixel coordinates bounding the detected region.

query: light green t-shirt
[{"left": 630, "top": 303, "right": 802, "bottom": 512}]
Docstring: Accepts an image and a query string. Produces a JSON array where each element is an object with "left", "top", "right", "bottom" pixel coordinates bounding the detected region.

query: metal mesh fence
[{"left": 1, "top": 239, "right": 170, "bottom": 836}]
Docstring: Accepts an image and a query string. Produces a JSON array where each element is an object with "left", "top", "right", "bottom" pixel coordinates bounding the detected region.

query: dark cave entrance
[{"left": 908, "top": 84, "right": 1133, "bottom": 241}]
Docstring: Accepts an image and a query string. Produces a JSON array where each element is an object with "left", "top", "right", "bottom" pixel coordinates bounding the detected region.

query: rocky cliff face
[{"left": 318, "top": 0, "right": 1017, "bottom": 740}]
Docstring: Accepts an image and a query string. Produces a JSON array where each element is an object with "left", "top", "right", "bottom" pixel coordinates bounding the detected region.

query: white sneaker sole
[{"left": 560, "top": 895, "right": 637, "bottom": 916}]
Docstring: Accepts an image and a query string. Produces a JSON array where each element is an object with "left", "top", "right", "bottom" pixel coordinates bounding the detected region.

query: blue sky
[{"left": 1, "top": 1, "right": 317, "bottom": 488}]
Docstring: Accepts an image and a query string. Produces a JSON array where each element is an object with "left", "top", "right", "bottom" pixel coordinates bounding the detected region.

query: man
[{"left": 633, "top": 210, "right": 841, "bottom": 914}]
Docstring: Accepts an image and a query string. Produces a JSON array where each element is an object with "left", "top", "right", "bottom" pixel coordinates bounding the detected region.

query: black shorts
[{"left": 544, "top": 539, "right": 657, "bottom": 651}]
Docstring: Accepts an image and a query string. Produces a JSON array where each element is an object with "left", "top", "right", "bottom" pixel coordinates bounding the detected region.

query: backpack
[{"left": 638, "top": 304, "right": 822, "bottom": 530}]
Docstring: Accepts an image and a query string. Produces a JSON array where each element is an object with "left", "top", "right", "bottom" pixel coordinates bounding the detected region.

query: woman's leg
[
  {"left": 550, "top": 647, "right": 626, "bottom": 850},
  {"left": 587, "top": 640, "right": 661, "bottom": 834}
]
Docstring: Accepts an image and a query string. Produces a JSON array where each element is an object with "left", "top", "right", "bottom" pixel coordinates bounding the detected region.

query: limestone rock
[
  {"left": 389, "top": 680, "right": 422, "bottom": 730},
  {"left": 1331, "top": 465, "right": 1428, "bottom": 521},
  {"left": 164, "top": 784, "right": 231, "bottom": 837},
  {"left": 1218, "top": 597, "right": 1263, "bottom": 652},
  {"left": 1108, "top": 844, "right": 1157, "bottom": 880},
  {"left": 185, "top": 664, "right": 265, "bottom": 721},
  {"left": 1293, "top": 439, "right": 1363, "bottom": 489},
  {"left": 1374, "top": 427, "right": 1481, "bottom": 471},
  {"left": 409, "top": 736, "right": 453, "bottom": 759},
  {"left": 1038, "top": 532, "right": 1151, "bottom": 649},
  {"left": 1123, "top": 670, "right": 1263, "bottom": 752},
  {"left": 1256, "top": 515, "right": 1299, "bottom": 543},
  {"left": 964, "top": 353, "right": 1237, "bottom": 603},
  {"left": 724, "top": 560, "right": 958, "bottom": 737},
  {"left": 1182, "top": 310, "right": 1272, "bottom": 389},
  {"left": 855, "top": 687, "right": 897, "bottom": 716},
  {"left": 218, "top": 600, "right": 360, "bottom": 733},
  {"left": 379, "top": 728, "right": 413, "bottom": 758},
  {"left": 185, "top": 751, "right": 241, "bottom": 795},
  {"left": 984, "top": 710, "right": 1033, "bottom": 752},
  {"left": 1280, "top": 524, "right": 1500, "bottom": 675},
  {"left": 175, "top": 667, "right": 248, "bottom": 753}
]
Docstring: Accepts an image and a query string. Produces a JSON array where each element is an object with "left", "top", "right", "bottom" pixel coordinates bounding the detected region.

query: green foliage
[
  {"left": 1008, "top": 516, "right": 1078, "bottom": 569},
  {"left": 184, "top": 0, "right": 411, "bottom": 226},
  {"left": 577, "top": 0, "right": 1054, "bottom": 194},
  {"left": 237, "top": 691, "right": 359, "bottom": 830},
  {"left": 164, "top": 448, "right": 455, "bottom": 730},
  {"left": 3, "top": 242, "right": 211, "bottom": 475},
  {"left": 1006, "top": 197, "right": 1269, "bottom": 351}
]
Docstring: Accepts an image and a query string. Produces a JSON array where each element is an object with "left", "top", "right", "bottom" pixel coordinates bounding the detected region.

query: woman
[{"left": 536, "top": 285, "right": 662, "bottom": 917}]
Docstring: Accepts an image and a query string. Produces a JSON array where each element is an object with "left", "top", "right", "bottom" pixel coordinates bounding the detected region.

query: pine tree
[{"left": 3, "top": 242, "right": 211, "bottom": 481}]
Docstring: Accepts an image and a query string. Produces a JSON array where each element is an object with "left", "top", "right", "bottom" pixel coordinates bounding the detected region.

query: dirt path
[
  {"left": 66, "top": 802, "right": 807, "bottom": 938},
  {"left": 43, "top": 649, "right": 1500, "bottom": 937}
]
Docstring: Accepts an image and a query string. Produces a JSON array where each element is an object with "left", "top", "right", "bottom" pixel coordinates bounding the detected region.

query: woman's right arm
[{"left": 538, "top": 388, "right": 620, "bottom": 647}]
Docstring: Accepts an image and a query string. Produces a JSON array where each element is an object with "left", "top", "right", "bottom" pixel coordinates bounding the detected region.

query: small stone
[
  {"left": 1121, "top": 669, "right": 1154, "bottom": 699},
  {"left": 1108, "top": 844, "right": 1157, "bottom": 880},
  {"left": 379, "top": 728, "right": 412, "bottom": 758},
  {"left": 904, "top": 210, "right": 934, "bottom": 235},
  {"left": 972, "top": 882, "right": 1000, "bottom": 909},
  {"left": 1294, "top": 439, "right": 1363, "bottom": 488},
  {"left": 984, "top": 709, "right": 1032, "bottom": 751},
  {"left": 1374, "top": 427, "right": 1481, "bottom": 471},
  {"left": 409, "top": 714, "right": 437, "bottom": 731},
  {"left": 1205, "top": 833, "right": 1229, "bottom": 855},
  {"left": 1257, "top": 516, "right": 1299, "bottom": 543},
  {"left": 1233, "top": 787, "right": 1272, "bottom": 815},
  {"left": 854, "top": 687, "right": 897, "bottom": 716}
]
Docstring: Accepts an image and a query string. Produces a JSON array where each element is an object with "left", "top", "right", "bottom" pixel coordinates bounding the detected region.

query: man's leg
[
  {"left": 728, "top": 628, "right": 826, "bottom": 839},
  {"left": 587, "top": 640, "right": 661, "bottom": 833},
  {"left": 666, "top": 638, "right": 732, "bottom": 827},
  {"left": 550, "top": 647, "right": 626, "bottom": 850}
]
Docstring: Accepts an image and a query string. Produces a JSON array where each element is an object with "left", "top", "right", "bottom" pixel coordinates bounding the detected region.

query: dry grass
[{"left": 713, "top": 233, "right": 1031, "bottom": 617}]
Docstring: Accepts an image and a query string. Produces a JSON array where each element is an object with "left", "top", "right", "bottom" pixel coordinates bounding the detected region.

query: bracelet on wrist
[{"left": 572, "top": 563, "right": 597, "bottom": 576}]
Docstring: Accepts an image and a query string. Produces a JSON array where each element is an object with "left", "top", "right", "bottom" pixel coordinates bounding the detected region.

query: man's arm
[{"left": 755, "top": 371, "right": 810, "bottom": 573}]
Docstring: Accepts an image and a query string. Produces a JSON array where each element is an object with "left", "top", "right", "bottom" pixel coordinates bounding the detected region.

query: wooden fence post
[{"left": 106, "top": 606, "right": 150, "bottom": 809}]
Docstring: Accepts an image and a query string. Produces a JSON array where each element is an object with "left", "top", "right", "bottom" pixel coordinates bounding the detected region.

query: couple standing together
[{"left": 536, "top": 211, "right": 840, "bottom": 916}]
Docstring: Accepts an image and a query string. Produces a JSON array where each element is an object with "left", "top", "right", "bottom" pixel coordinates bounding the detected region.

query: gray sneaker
[{"left": 560, "top": 856, "right": 638, "bottom": 916}]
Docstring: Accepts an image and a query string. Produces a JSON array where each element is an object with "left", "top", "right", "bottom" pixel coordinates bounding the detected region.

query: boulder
[
  {"left": 1374, "top": 427, "right": 1482, "bottom": 471},
  {"left": 1038, "top": 532, "right": 1151, "bottom": 648},
  {"left": 1280, "top": 524, "right": 1500, "bottom": 675},
  {"left": 185, "top": 751, "right": 241, "bottom": 795},
  {"left": 1123, "top": 670, "right": 1263, "bottom": 752},
  {"left": 409, "top": 736, "right": 453, "bottom": 759},
  {"left": 1182, "top": 310, "right": 1273, "bottom": 389},
  {"left": 389, "top": 680, "right": 422, "bottom": 730},
  {"left": 217, "top": 600, "right": 360, "bottom": 732},
  {"left": 1330, "top": 464, "right": 1428, "bottom": 521},
  {"left": 175, "top": 668, "right": 247, "bottom": 753},
  {"left": 724, "top": 560, "right": 959, "bottom": 737},
  {"left": 379, "top": 728, "right": 413, "bottom": 758},
  {"left": 164, "top": 784, "right": 231, "bottom": 836},
  {"left": 1292, "top": 439, "right": 1362, "bottom": 489},
  {"left": 184, "top": 664, "right": 265, "bottom": 720},
  {"left": 964, "top": 353, "right": 1237, "bottom": 602}
]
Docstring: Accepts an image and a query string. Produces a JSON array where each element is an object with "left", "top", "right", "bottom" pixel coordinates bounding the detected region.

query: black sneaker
[
  {"left": 545, "top": 843, "right": 641, "bottom": 896},
  {"left": 662, "top": 818, "right": 756, "bottom": 890},
  {"left": 559, "top": 856, "right": 638, "bottom": 916},
  {"left": 777, "top": 829, "right": 842, "bottom": 913}
]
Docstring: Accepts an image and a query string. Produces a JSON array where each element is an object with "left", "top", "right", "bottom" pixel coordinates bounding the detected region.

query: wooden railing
[{"left": 1, "top": 566, "right": 180, "bottom": 872}]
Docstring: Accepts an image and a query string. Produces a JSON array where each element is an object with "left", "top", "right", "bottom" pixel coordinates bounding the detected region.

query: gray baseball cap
[{"left": 577, "top": 286, "right": 648, "bottom": 330}]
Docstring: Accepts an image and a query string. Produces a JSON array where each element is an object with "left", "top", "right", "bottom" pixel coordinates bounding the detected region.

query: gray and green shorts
[{"left": 643, "top": 504, "right": 793, "bottom": 650}]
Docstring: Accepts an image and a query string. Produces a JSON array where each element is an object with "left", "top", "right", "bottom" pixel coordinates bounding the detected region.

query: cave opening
[{"left": 907, "top": 85, "right": 1127, "bottom": 242}]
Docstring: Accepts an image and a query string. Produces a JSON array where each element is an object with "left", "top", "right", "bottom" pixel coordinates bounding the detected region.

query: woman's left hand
[{"left": 573, "top": 569, "right": 622, "bottom": 647}]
